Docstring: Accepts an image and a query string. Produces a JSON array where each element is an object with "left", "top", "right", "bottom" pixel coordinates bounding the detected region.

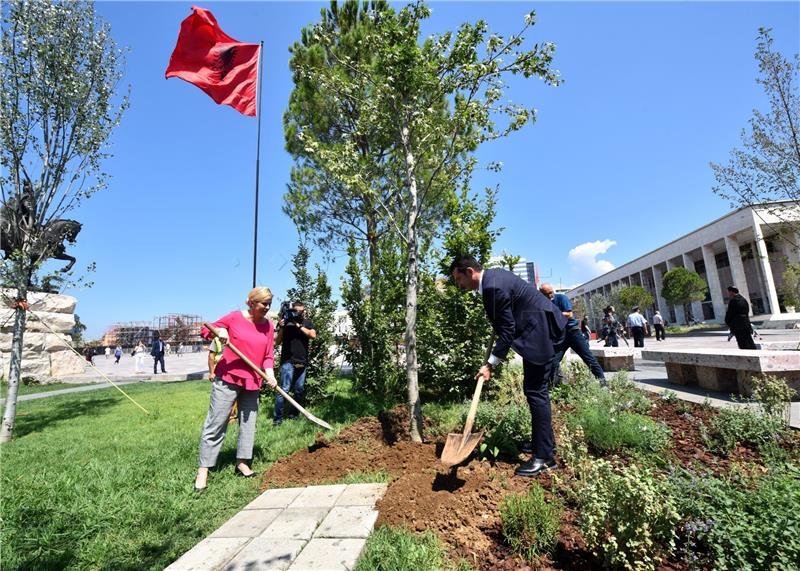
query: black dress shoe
[
  {"left": 514, "top": 458, "right": 557, "bottom": 478},
  {"left": 518, "top": 441, "right": 534, "bottom": 455}
]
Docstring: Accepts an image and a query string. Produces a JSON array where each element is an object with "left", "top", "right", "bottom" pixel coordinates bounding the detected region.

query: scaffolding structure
[{"left": 99, "top": 314, "right": 204, "bottom": 348}]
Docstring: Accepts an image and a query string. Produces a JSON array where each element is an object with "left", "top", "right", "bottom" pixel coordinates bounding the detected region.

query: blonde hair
[{"left": 247, "top": 287, "right": 273, "bottom": 306}]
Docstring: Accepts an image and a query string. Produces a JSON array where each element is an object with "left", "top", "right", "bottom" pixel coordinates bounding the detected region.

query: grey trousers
[{"left": 198, "top": 378, "right": 259, "bottom": 467}]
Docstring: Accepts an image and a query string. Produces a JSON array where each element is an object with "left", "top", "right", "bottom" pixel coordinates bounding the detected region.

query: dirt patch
[{"left": 260, "top": 401, "right": 784, "bottom": 570}]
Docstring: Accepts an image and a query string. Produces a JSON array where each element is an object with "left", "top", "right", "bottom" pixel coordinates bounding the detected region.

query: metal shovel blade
[{"left": 441, "top": 430, "right": 484, "bottom": 467}]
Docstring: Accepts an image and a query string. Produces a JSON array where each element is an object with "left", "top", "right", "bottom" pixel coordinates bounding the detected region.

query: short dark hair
[
  {"left": 449, "top": 255, "right": 483, "bottom": 274},
  {"left": 292, "top": 301, "right": 305, "bottom": 308},
  {"left": 727, "top": 285, "right": 739, "bottom": 294}
]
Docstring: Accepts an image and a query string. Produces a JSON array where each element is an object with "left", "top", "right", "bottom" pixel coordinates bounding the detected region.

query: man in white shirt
[
  {"left": 652, "top": 310, "right": 666, "bottom": 341},
  {"left": 626, "top": 306, "right": 647, "bottom": 347}
]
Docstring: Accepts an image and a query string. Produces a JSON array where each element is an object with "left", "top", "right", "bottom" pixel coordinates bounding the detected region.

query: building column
[
  {"left": 665, "top": 258, "right": 687, "bottom": 324},
  {"left": 652, "top": 265, "right": 668, "bottom": 315},
  {"left": 682, "top": 253, "right": 703, "bottom": 322},
  {"left": 725, "top": 235, "right": 752, "bottom": 316},
  {"left": 701, "top": 244, "right": 725, "bottom": 322},
  {"left": 752, "top": 216, "right": 781, "bottom": 315}
]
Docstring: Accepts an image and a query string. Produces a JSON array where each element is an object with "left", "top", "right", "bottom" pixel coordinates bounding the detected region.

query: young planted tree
[
  {"left": 0, "top": 0, "right": 128, "bottom": 442},
  {"left": 291, "top": 1, "right": 560, "bottom": 441},
  {"left": 711, "top": 28, "right": 799, "bottom": 239},
  {"left": 661, "top": 267, "right": 708, "bottom": 323}
]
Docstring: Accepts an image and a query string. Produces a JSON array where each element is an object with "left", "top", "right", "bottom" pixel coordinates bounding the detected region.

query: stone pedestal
[{"left": 0, "top": 290, "right": 84, "bottom": 382}]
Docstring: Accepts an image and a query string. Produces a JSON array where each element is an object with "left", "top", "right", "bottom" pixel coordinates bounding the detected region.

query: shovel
[
  {"left": 203, "top": 322, "right": 332, "bottom": 430},
  {"left": 441, "top": 334, "right": 496, "bottom": 467}
]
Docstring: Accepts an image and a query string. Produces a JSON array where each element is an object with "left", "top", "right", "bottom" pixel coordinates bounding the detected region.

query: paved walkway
[{"left": 165, "top": 483, "right": 386, "bottom": 571}]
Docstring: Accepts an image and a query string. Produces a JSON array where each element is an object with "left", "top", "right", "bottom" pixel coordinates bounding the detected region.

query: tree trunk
[
  {"left": 0, "top": 283, "right": 28, "bottom": 443},
  {"left": 400, "top": 123, "right": 423, "bottom": 443}
]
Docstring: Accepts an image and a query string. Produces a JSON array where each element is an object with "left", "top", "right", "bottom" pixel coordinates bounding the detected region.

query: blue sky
[{"left": 40, "top": 1, "right": 798, "bottom": 338}]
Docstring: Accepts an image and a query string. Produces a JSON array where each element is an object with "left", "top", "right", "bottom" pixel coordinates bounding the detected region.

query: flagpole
[{"left": 252, "top": 40, "right": 264, "bottom": 288}]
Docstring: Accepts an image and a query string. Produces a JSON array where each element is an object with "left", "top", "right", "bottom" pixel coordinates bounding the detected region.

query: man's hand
[{"left": 476, "top": 364, "right": 492, "bottom": 381}]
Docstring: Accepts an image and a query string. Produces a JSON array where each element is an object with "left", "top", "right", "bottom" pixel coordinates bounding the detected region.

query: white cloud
[{"left": 568, "top": 239, "right": 617, "bottom": 282}]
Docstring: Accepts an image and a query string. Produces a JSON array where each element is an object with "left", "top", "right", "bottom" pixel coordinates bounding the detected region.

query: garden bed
[{"left": 260, "top": 391, "right": 799, "bottom": 570}]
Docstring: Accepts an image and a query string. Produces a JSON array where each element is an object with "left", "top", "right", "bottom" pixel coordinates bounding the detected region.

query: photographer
[{"left": 273, "top": 301, "right": 316, "bottom": 426}]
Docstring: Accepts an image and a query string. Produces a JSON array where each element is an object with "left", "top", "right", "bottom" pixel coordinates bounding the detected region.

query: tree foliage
[
  {"left": 286, "top": 0, "right": 560, "bottom": 440},
  {"left": 0, "top": 0, "right": 128, "bottom": 443},
  {"left": 780, "top": 262, "right": 800, "bottom": 308},
  {"left": 618, "top": 285, "right": 655, "bottom": 315},
  {"left": 661, "top": 268, "right": 708, "bottom": 321},
  {"left": 711, "top": 28, "right": 799, "bottom": 239}
]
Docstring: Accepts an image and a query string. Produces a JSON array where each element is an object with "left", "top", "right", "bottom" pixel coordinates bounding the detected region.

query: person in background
[
  {"left": 194, "top": 287, "right": 277, "bottom": 492},
  {"left": 114, "top": 345, "right": 122, "bottom": 364},
  {"left": 134, "top": 340, "right": 146, "bottom": 373},
  {"left": 104, "top": 346, "right": 110, "bottom": 360},
  {"left": 151, "top": 331, "right": 166, "bottom": 374},
  {"left": 580, "top": 315, "right": 592, "bottom": 341},
  {"left": 626, "top": 306, "right": 647, "bottom": 348},
  {"left": 273, "top": 301, "right": 317, "bottom": 426},
  {"left": 653, "top": 310, "right": 666, "bottom": 341},
  {"left": 725, "top": 285, "right": 756, "bottom": 349},
  {"left": 450, "top": 255, "right": 566, "bottom": 478},
  {"left": 539, "top": 283, "right": 606, "bottom": 388}
]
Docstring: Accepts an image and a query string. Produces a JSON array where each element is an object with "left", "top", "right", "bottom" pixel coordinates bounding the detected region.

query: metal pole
[{"left": 252, "top": 41, "right": 264, "bottom": 288}]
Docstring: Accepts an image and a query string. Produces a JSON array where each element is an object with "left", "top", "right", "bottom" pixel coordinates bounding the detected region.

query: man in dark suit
[
  {"left": 725, "top": 285, "right": 756, "bottom": 349},
  {"left": 450, "top": 255, "right": 567, "bottom": 477}
]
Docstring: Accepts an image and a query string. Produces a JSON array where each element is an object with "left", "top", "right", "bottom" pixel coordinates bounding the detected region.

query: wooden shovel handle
[{"left": 461, "top": 333, "right": 496, "bottom": 439}]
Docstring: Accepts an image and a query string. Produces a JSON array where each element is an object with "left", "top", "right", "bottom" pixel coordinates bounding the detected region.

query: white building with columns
[{"left": 568, "top": 202, "right": 800, "bottom": 327}]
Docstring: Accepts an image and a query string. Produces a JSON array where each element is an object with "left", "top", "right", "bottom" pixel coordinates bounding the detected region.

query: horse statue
[{"left": 1, "top": 183, "right": 82, "bottom": 275}]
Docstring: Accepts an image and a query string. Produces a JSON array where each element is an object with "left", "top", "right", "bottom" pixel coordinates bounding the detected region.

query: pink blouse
[{"left": 201, "top": 311, "right": 275, "bottom": 391}]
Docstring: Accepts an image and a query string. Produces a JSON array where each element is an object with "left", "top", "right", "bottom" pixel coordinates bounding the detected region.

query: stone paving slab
[
  {"left": 288, "top": 485, "right": 347, "bottom": 509},
  {"left": 165, "top": 537, "right": 250, "bottom": 571},
  {"left": 286, "top": 538, "right": 365, "bottom": 571},
  {"left": 263, "top": 508, "right": 329, "bottom": 541},
  {"left": 245, "top": 487, "right": 304, "bottom": 510},
  {"left": 315, "top": 506, "right": 379, "bottom": 539},
  {"left": 223, "top": 538, "right": 305, "bottom": 571},
  {"left": 210, "top": 509, "right": 283, "bottom": 538},
  {"left": 334, "top": 484, "right": 386, "bottom": 506},
  {"left": 167, "top": 484, "right": 386, "bottom": 571}
]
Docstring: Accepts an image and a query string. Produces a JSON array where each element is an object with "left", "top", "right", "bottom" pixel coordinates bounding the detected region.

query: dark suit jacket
[
  {"left": 481, "top": 268, "right": 567, "bottom": 365},
  {"left": 725, "top": 293, "right": 752, "bottom": 331}
]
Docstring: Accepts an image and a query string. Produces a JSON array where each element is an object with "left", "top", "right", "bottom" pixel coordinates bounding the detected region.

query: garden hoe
[
  {"left": 203, "top": 323, "right": 332, "bottom": 430},
  {"left": 441, "top": 334, "right": 495, "bottom": 467}
]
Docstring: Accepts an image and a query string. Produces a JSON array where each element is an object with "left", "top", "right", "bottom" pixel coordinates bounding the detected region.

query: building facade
[{"left": 568, "top": 203, "right": 800, "bottom": 327}]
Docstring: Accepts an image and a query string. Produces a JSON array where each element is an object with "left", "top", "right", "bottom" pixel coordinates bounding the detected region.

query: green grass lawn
[
  {"left": 1, "top": 378, "right": 377, "bottom": 570},
  {"left": 0, "top": 380, "right": 95, "bottom": 398}
]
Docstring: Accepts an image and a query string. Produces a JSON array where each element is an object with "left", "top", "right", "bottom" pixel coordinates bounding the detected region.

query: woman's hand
[{"left": 265, "top": 368, "right": 278, "bottom": 389}]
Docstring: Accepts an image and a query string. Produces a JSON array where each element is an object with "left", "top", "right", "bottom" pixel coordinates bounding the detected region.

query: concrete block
[
  {"left": 224, "top": 538, "right": 305, "bottom": 571},
  {"left": 246, "top": 487, "right": 304, "bottom": 510},
  {"left": 695, "top": 366, "right": 738, "bottom": 393},
  {"left": 0, "top": 310, "right": 75, "bottom": 333},
  {"left": 50, "top": 350, "right": 87, "bottom": 377},
  {"left": 288, "top": 485, "right": 346, "bottom": 509},
  {"left": 165, "top": 537, "right": 250, "bottom": 571},
  {"left": 665, "top": 362, "right": 692, "bottom": 386},
  {"left": 211, "top": 509, "right": 283, "bottom": 538},
  {"left": 262, "top": 508, "right": 328, "bottom": 541},
  {"left": 287, "top": 538, "right": 365, "bottom": 571},
  {"left": 314, "top": 506, "right": 379, "bottom": 539},
  {"left": 335, "top": 484, "right": 387, "bottom": 507}
]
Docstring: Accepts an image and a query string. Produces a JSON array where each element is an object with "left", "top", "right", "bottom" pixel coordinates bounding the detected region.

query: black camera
[{"left": 279, "top": 301, "right": 303, "bottom": 325}]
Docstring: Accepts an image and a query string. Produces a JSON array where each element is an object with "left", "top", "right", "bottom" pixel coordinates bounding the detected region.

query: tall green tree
[
  {"left": 284, "top": 243, "right": 338, "bottom": 402},
  {"left": 661, "top": 267, "right": 708, "bottom": 323},
  {"left": 291, "top": 1, "right": 560, "bottom": 441},
  {"left": 0, "top": 0, "right": 128, "bottom": 442},
  {"left": 618, "top": 285, "right": 655, "bottom": 315},
  {"left": 711, "top": 28, "right": 799, "bottom": 239}
]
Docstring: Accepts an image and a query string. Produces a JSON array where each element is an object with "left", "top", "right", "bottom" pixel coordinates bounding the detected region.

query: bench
[
  {"left": 641, "top": 348, "right": 800, "bottom": 397},
  {"left": 589, "top": 347, "right": 637, "bottom": 372}
]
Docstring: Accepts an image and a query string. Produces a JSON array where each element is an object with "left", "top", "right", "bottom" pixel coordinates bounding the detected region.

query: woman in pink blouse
[{"left": 194, "top": 287, "right": 277, "bottom": 491}]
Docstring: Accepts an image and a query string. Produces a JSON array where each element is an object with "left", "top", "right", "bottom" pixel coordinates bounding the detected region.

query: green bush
[
  {"left": 470, "top": 401, "right": 529, "bottom": 459},
  {"left": 500, "top": 483, "right": 562, "bottom": 561},
  {"left": 606, "top": 371, "right": 653, "bottom": 414},
  {"left": 567, "top": 400, "right": 670, "bottom": 455},
  {"left": 580, "top": 460, "right": 679, "bottom": 571},
  {"left": 750, "top": 374, "right": 796, "bottom": 417},
  {"left": 671, "top": 465, "right": 800, "bottom": 570},
  {"left": 703, "top": 406, "right": 788, "bottom": 456},
  {"left": 355, "top": 526, "right": 471, "bottom": 571}
]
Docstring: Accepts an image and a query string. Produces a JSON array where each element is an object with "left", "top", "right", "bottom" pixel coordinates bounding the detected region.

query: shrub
[
  {"left": 471, "top": 401, "right": 529, "bottom": 459},
  {"left": 580, "top": 460, "right": 679, "bottom": 571},
  {"left": 355, "top": 526, "right": 471, "bottom": 571},
  {"left": 750, "top": 374, "right": 795, "bottom": 419},
  {"left": 671, "top": 465, "right": 800, "bottom": 570},
  {"left": 567, "top": 400, "right": 670, "bottom": 455},
  {"left": 703, "top": 406, "right": 788, "bottom": 456},
  {"left": 500, "top": 483, "right": 562, "bottom": 561},
  {"left": 606, "top": 370, "right": 653, "bottom": 414}
]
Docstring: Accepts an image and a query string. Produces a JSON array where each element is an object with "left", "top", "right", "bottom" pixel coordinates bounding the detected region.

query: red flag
[{"left": 165, "top": 6, "right": 259, "bottom": 116}]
